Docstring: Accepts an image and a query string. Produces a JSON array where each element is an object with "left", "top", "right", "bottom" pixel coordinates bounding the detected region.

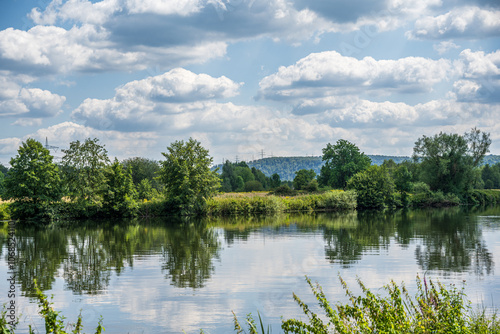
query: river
[{"left": 1, "top": 206, "right": 500, "bottom": 333}]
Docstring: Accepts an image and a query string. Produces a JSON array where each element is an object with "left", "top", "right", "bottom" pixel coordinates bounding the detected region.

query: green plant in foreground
[
  {"left": 280, "top": 275, "right": 500, "bottom": 334},
  {"left": 233, "top": 311, "right": 272, "bottom": 334},
  {"left": 25, "top": 279, "right": 105, "bottom": 334}
]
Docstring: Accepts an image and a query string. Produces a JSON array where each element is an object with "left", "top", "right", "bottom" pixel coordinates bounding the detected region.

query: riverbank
[{"left": 1, "top": 189, "right": 499, "bottom": 222}]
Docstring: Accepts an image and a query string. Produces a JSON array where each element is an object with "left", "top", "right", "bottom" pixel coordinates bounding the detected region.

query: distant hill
[{"left": 214, "top": 154, "right": 500, "bottom": 181}]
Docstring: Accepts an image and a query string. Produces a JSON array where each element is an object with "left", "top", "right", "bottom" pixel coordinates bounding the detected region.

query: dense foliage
[
  {"left": 3, "top": 139, "right": 62, "bottom": 220},
  {"left": 319, "top": 139, "right": 372, "bottom": 189},
  {"left": 347, "top": 165, "right": 395, "bottom": 209},
  {"left": 293, "top": 169, "right": 316, "bottom": 191},
  {"left": 413, "top": 128, "right": 491, "bottom": 194},
  {"left": 159, "top": 138, "right": 220, "bottom": 214},
  {"left": 61, "top": 138, "right": 110, "bottom": 205}
]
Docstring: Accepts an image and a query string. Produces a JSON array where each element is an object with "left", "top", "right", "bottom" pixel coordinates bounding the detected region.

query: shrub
[
  {"left": 0, "top": 202, "right": 10, "bottom": 220},
  {"left": 234, "top": 275, "right": 500, "bottom": 334},
  {"left": 271, "top": 185, "right": 297, "bottom": 196}
]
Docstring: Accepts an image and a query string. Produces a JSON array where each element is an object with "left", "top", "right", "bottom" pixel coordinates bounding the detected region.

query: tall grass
[
  {"left": 275, "top": 275, "right": 499, "bottom": 333},
  {"left": 205, "top": 190, "right": 357, "bottom": 216}
]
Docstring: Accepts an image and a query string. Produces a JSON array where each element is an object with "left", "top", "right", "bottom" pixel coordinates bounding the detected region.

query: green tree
[
  {"left": 347, "top": 165, "right": 394, "bottom": 210},
  {"left": 270, "top": 173, "right": 281, "bottom": 189},
  {"left": 61, "top": 138, "right": 110, "bottom": 204},
  {"left": 293, "top": 169, "right": 316, "bottom": 190},
  {"left": 4, "top": 139, "right": 62, "bottom": 220},
  {"left": 0, "top": 163, "right": 8, "bottom": 175},
  {"left": 137, "top": 178, "right": 159, "bottom": 200},
  {"left": 244, "top": 180, "right": 264, "bottom": 192},
  {"left": 394, "top": 165, "right": 413, "bottom": 206},
  {"left": 0, "top": 171, "right": 4, "bottom": 198},
  {"left": 159, "top": 138, "right": 220, "bottom": 214},
  {"left": 319, "top": 139, "right": 371, "bottom": 189},
  {"left": 413, "top": 128, "right": 491, "bottom": 194},
  {"left": 482, "top": 163, "right": 500, "bottom": 189},
  {"left": 235, "top": 176, "right": 245, "bottom": 192},
  {"left": 220, "top": 160, "right": 236, "bottom": 191},
  {"left": 103, "top": 160, "right": 137, "bottom": 215},
  {"left": 251, "top": 167, "right": 269, "bottom": 189},
  {"left": 122, "top": 157, "right": 161, "bottom": 190}
]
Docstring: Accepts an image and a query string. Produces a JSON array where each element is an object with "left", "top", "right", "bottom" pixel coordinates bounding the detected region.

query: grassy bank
[
  {"left": 205, "top": 190, "right": 357, "bottom": 215},
  {"left": 2, "top": 189, "right": 500, "bottom": 222}
]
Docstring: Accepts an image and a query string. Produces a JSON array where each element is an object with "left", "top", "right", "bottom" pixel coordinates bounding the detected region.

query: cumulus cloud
[
  {"left": 0, "top": 121, "right": 159, "bottom": 161},
  {"left": 408, "top": 6, "right": 500, "bottom": 40},
  {"left": 0, "top": 76, "right": 66, "bottom": 119},
  {"left": 452, "top": 49, "right": 500, "bottom": 103},
  {"left": 0, "top": 24, "right": 228, "bottom": 77},
  {"left": 293, "top": 0, "right": 442, "bottom": 32},
  {"left": 258, "top": 51, "right": 452, "bottom": 100},
  {"left": 72, "top": 69, "right": 243, "bottom": 131}
]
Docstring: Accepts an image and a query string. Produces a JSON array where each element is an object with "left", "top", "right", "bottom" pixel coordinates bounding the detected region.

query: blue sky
[{"left": 0, "top": 0, "right": 499, "bottom": 165}]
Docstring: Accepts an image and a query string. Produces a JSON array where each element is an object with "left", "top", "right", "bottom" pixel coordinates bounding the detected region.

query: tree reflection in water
[
  {"left": 5, "top": 218, "right": 222, "bottom": 295},
  {"left": 1, "top": 206, "right": 495, "bottom": 297}
]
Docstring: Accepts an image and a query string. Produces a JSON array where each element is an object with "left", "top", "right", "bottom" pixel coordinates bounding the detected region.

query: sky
[{"left": 0, "top": 0, "right": 499, "bottom": 166}]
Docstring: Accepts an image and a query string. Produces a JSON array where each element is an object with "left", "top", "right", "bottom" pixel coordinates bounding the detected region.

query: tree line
[{"left": 0, "top": 127, "right": 499, "bottom": 220}]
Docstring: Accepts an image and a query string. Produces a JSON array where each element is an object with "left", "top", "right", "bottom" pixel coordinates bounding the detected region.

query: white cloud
[
  {"left": 0, "top": 24, "right": 227, "bottom": 77},
  {"left": 72, "top": 69, "right": 243, "bottom": 131},
  {"left": 258, "top": 51, "right": 452, "bottom": 100},
  {"left": 433, "top": 41, "right": 460, "bottom": 55},
  {"left": 408, "top": 6, "right": 500, "bottom": 40},
  {"left": 0, "top": 75, "right": 66, "bottom": 119},
  {"left": 0, "top": 121, "right": 159, "bottom": 161},
  {"left": 115, "top": 68, "right": 241, "bottom": 103},
  {"left": 452, "top": 49, "right": 500, "bottom": 103}
]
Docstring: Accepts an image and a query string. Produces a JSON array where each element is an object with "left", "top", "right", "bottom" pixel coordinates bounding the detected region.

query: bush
[
  {"left": 463, "top": 189, "right": 500, "bottom": 206},
  {"left": 410, "top": 190, "right": 461, "bottom": 207},
  {"left": 347, "top": 165, "right": 394, "bottom": 210},
  {"left": 206, "top": 195, "right": 285, "bottom": 215},
  {"left": 234, "top": 275, "right": 500, "bottom": 334},
  {"left": 0, "top": 202, "right": 10, "bottom": 220},
  {"left": 272, "top": 185, "right": 297, "bottom": 196}
]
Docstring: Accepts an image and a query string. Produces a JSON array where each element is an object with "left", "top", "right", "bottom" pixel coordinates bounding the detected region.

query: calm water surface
[{"left": 1, "top": 206, "right": 500, "bottom": 333}]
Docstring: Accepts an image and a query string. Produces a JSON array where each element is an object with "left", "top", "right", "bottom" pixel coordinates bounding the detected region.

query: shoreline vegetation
[{"left": 1, "top": 189, "right": 500, "bottom": 222}]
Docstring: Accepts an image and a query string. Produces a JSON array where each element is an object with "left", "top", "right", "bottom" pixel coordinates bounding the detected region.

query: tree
[
  {"left": 0, "top": 163, "right": 8, "bottom": 175},
  {"left": 394, "top": 165, "right": 413, "bottom": 206},
  {"left": 319, "top": 139, "right": 371, "bottom": 189},
  {"left": 159, "top": 138, "right": 220, "bottom": 214},
  {"left": 413, "top": 128, "right": 491, "bottom": 194},
  {"left": 293, "top": 169, "right": 316, "bottom": 190},
  {"left": 61, "top": 138, "right": 110, "bottom": 203},
  {"left": 270, "top": 173, "right": 281, "bottom": 189},
  {"left": 347, "top": 165, "right": 394, "bottom": 210},
  {"left": 251, "top": 167, "right": 269, "bottom": 190},
  {"left": 4, "top": 139, "right": 62, "bottom": 219},
  {"left": 244, "top": 180, "right": 264, "bottom": 192},
  {"left": 0, "top": 171, "right": 4, "bottom": 198},
  {"left": 482, "top": 163, "right": 500, "bottom": 189},
  {"left": 122, "top": 157, "right": 162, "bottom": 190},
  {"left": 103, "top": 160, "right": 137, "bottom": 215}
]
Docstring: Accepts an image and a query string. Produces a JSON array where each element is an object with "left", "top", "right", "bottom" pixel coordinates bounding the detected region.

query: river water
[{"left": 1, "top": 206, "right": 500, "bottom": 333}]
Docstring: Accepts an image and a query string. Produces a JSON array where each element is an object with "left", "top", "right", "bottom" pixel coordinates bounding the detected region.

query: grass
[{"left": 205, "top": 190, "right": 357, "bottom": 216}]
